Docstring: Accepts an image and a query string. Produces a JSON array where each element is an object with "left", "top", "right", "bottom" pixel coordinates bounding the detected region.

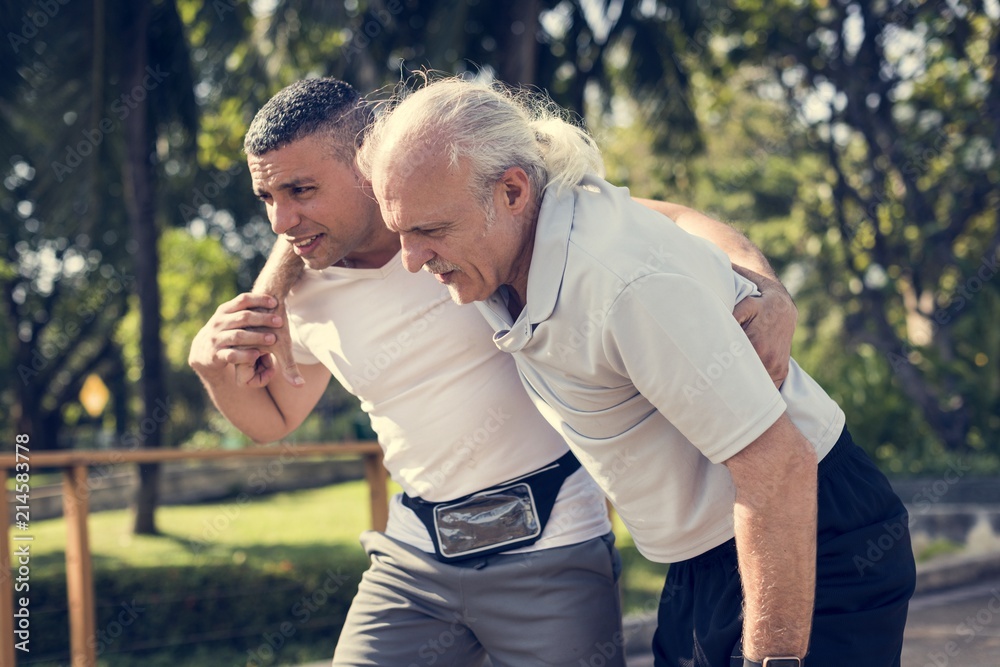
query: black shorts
[{"left": 653, "top": 428, "right": 916, "bottom": 667}]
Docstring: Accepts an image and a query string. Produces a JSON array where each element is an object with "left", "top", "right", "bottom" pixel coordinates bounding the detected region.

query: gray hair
[{"left": 356, "top": 77, "right": 604, "bottom": 212}]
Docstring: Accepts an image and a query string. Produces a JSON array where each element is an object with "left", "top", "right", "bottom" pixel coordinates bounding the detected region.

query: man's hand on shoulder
[
  {"left": 240, "top": 298, "right": 304, "bottom": 388},
  {"left": 732, "top": 265, "right": 797, "bottom": 388},
  {"left": 189, "top": 293, "right": 282, "bottom": 381},
  {"left": 243, "top": 238, "right": 308, "bottom": 387},
  {"left": 188, "top": 291, "right": 331, "bottom": 443}
]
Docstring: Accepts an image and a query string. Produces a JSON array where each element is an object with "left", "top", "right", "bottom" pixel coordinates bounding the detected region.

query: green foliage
[
  {"left": 3, "top": 0, "right": 997, "bottom": 475},
  {"left": 596, "top": 3, "right": 1000, "bottom": 467},
  {"left": 25, "top": 481, "right": 375, "bottom": 665},
  {"left": 116, "top": 229, "right": 238, "bottom": 444},
  {"left": 718, "top": 0, "right": 1000, "bottom": 454},
  {"left": 160, "top": 228, "right": 239, "bottom": 370},
  {"left": 29, "top": 557, "right": 366, "bottom": 665}
]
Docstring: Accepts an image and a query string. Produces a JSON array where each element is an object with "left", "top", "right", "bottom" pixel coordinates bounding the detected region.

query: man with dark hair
[{"left": 190, "top": 77, "right": 798, "bottom": 666}]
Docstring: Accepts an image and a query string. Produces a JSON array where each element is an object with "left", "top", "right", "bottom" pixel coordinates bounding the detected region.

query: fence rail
[{"left": 0, "top": 442, "right": 387, "bottom": 667}]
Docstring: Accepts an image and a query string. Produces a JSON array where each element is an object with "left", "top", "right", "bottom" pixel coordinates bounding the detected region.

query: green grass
[
  {"left": 915, "top": 537, "right": 964, "bottom": 563},
  {"left": 27, "top": 480, "right": 378, "bottom": 577},
  {"left": 27, "top": 480, "right": 668, "bottom": 612},
  {"left": 23, "top": 481, "right": 380, "bottom": 667},
  {"left": 19, "top": 481, "right": 666, "bottom": 667}
]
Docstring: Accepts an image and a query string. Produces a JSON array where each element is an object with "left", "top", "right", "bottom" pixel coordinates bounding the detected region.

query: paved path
[
  {"left": 900, "top": 577, "right": 1000, "bottom": 667},
  {"left": 624, "top": 577, "right": 1000, "bottom": 666},
  {"left": 300, "top": 578, "right": 1000, "bottom": 667}
]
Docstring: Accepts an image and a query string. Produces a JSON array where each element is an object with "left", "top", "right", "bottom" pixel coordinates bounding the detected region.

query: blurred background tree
[
  {"left": 597, "top": 0, "right": 1000, "bottom": 474},
  {"left": 723, "top": 0, "right": 1000, "bottom": 472},
  {"left": 2, "top": 0, "right": 997, "bottom": 533}
]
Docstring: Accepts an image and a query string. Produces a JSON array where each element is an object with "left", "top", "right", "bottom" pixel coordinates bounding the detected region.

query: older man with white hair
[
  {"left": 192, "top": 77, "right": 803, "bottom": 667},
  {"left": 359, "top": 78, "right": 916, "bottom": 667}
]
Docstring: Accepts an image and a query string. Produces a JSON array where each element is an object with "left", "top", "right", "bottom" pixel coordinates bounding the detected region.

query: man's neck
[
  {"left": 343, "top": 227, "right": 402, "bottom": 269},
  {"left": 504, "top": 215, "right": 536, "bottom": 319},
  {"left": 505, "top": 286, "right": 526, "bottom": 320}
]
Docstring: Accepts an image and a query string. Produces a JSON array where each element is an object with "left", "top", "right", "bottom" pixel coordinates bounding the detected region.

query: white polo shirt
[
  {"left": 286, "top": 252, "right": 610, "bottom": 553},
  {"left": 476, "top": 175, "right": 845, "bottom": 563}
]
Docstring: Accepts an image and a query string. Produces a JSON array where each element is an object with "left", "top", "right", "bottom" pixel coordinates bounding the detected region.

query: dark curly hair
[{"left": 244, "top": 77, "right": 370, "bottom": 162}]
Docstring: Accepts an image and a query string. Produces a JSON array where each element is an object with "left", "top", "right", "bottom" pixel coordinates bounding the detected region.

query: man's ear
[{"left": 498, "top": 166, "right": 533, "bottom": 216}]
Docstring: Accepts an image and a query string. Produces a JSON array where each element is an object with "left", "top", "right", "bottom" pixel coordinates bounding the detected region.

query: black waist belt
[{"left": 401, "top": 451, "right": 581, "bottom": 562}]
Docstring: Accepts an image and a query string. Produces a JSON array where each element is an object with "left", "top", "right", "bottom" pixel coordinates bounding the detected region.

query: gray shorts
[{"left": 332, "top": 530, "right": 625, "bottom": 667}]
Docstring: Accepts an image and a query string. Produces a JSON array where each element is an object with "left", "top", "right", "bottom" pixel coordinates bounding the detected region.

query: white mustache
[{"left": 424, "top": 261, "right": 460, "bottom": 274}]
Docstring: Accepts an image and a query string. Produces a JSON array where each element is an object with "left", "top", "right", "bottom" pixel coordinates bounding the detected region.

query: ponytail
[{"left": 529, "top": 117, "right": 605, "bottom": 195}]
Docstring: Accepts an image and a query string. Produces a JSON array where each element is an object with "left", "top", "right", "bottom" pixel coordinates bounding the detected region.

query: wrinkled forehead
[
  {"left": 377, "top": 151, "right": 477, "bottom": 228},
  {"left": 376, "top": 139, "right": 459, "bottom": 198}
]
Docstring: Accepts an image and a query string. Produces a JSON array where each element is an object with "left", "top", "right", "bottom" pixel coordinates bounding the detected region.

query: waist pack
[{"left": 401, "top": 451, "right": 581, "bottom": 562}]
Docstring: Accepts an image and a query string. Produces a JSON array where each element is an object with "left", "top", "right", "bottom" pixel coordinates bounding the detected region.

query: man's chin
[
  {"left": 302, "top": 255, "right": 334, "bottom": 271},
  {"left": 447, "top": 284, "right": 491, "bottom": 306},
  {"left": 446, "top": 286, "right": 468, "bottom": 305}
]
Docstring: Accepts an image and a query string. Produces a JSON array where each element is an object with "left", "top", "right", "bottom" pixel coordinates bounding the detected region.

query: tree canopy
[{"left": 2, "top": 0, "right": 998, "bottom": 480}]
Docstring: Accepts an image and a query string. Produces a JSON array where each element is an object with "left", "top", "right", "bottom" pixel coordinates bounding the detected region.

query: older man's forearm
[
  {"left": 634, "top": 199, "right": 779, "bottom": 281},
  {"left": 253, "top": 238, "right": 304, "bottom": 297},
  {"left": 245, "top": 238, "right": 306, "bottom": 387},
  {"left": 725, "top": 415, "right": 818, "bottom": 660}
]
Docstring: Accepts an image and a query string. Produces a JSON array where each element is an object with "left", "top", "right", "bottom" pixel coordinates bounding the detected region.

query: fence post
[
  {"left": 363, "top": 451, "right": 389, "bottom": 532},
  {"left": 63, "top": 465, "right": 96, "bottom": 667},
  {"left": 0, "top": 442, "right": 383, "bottom": 662}
]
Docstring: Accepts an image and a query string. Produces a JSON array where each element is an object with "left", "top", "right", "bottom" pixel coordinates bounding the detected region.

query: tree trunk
[
  {"left": 8, "top": 297, "right": 65, "bottom": 451},
  {"left": 83, "top": 0, "right": 106, "bottom": 235},
  {"left": 847, "top": 296, "right": 973, "bottom": 452},
  {"left": 495, "top": 0, "right": 540, "bottom": 86},
  {"left": 15, "top": 386, "right": 64, "bottom": 452},
  {"left": 121, "top": 0, "right": 166, "bottom": 536}
]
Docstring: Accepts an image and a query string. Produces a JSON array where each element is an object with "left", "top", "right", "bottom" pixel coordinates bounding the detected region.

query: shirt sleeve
[
  {"left": 601, "top": 272, "right": 787, "bottom": 463},
  {"left": 288, "top": 315, "right": 321, "bottom": 366}
]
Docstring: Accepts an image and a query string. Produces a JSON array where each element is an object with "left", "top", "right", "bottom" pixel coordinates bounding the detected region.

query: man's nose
[
  {"left": 400, "top": 236, "right": 432, "bottom": 273},
  {"left": 269, "top": 201, "right": 299, "bottom": 236}
]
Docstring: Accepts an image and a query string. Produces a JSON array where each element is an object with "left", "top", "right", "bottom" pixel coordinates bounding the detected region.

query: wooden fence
[{"left": 0, "top": 443, "right": 387, "bottom": 667}]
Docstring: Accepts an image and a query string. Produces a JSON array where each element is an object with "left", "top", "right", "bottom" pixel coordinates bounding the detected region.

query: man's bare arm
[
  {"left": 724, "top": 414, "right": 818, "bottom": 661},
  {"left": 634, "top": 198, "right": 797, "bottom": 387},
  {"left": 188, "top": 293, "right": 331, "bottom": 443},
  {"left": 254, "top": 237, "right": 305, "bottom": 294},
  {"left": 635, "top": 199, "right": 778, "bottom": 277},
  {"left": 239, "top": 239, "right": 307, "bottom": 387}
]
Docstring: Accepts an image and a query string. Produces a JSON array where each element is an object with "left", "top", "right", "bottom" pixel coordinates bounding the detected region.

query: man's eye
[{"left": 293, "top": 187, "right": 313, "bottom": 195}]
